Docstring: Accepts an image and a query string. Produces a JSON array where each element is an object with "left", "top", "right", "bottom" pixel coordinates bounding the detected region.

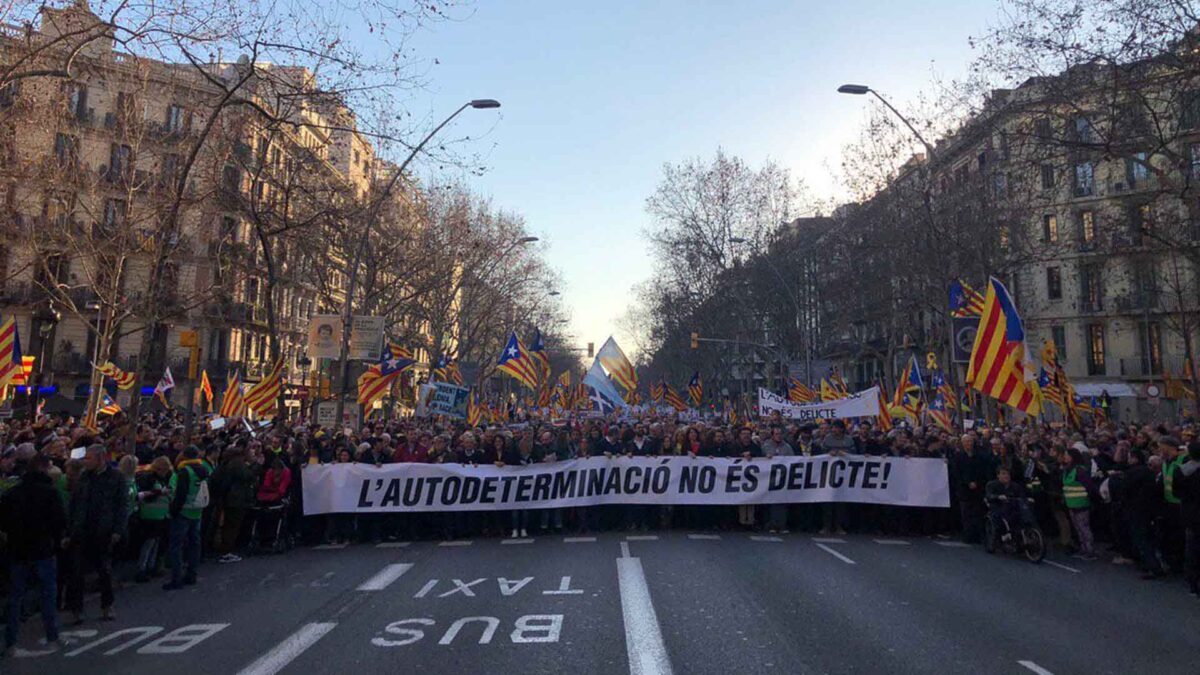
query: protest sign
[
  {"left": 302, "top": 455, "right": 949, "bottom": 514},
  {"left": 427, "top": 382, "right": 470, "bottom": 419},
  {"left": 757, "top": 386, "right": 881, "bottom": 420}
]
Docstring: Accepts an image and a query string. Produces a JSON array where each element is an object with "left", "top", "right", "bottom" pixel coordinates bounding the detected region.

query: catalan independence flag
[
  {"left": 949, "top": 279, "right": 986, "bottom": 318},
  {"left": 650, "top": 381, "right": 665, "bottom": 405},
  {"left": 789, "top": 378, "right": 817, "bottom": 403},
  {"left": 529, "top": 328, "right": 551, "bottom": 386},
  {"left": 358, "top": 349, "right": 416, "bottom": 409},
  {"left": 966, "top": 277, "right": 1041, "bottom": 416},
  {"left": 0, "top": 317, "right": 21, "bottom": 390},
  {"left": 96, "top": 360, "right": 137, "bottom": 390},
  {"left": 219, "top": 372, "right": 247, "bottom": 418},
  {"left": 663, "top": 382, "right": 687, "bottom": 411},
  {"left": 687, "top": 372, "right": 702, "bottom": 407},
  {"left": 244, "top": 358, "right": 285, "bottom": 418},
  {"left": 875, "top": 382, "right": 893, "bottom": 432},
  {"left": 496, "top": 332, "right": 540, "bottom": 389},
  {"left": 597, "top": 337, "right": 638, "bottom": 393},
  {"left": 98, "top": 391, "right": 122, "bottom": 416}
]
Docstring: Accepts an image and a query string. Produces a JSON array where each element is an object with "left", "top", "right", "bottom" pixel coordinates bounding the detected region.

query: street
[{"left": 7, "top": 532, "right": 1197, "bottom": 675}]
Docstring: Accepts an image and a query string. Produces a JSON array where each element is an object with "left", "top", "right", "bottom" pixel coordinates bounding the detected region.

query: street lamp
[
  {"left": 837, "top": 83, "right": 935, "bottom": 160},
  {"left": 547, "top": 291, "right": 561, "bottom": 297},
  {"left": 518, "top": 236, "right": 539, "bottom": 244},
  {"left": 335, "top": 97, "right": 501, "bottom": 424}
]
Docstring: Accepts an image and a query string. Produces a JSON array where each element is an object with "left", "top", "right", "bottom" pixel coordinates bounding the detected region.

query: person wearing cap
[
  {"left": 0, "top": 454, "right": 66, "bottom": 655},
  {"left": 64, "top": 444, "right": 128, "bottom": 622}
]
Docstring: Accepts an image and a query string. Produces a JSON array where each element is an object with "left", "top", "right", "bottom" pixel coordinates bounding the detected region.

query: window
[
  {"left": 1051, "top": 326, "right": 1067, "bottom": 361},
  {"left": 1043, "top": 214, "right": 1059, "bottom": 243},
  {"left": 977, "top": 152, "right": 987, "bottom": 170},
  {"left": 108, "top": 143, "right": 132, "bottom": 181},
  {"left": 102, "top": 198, "right": 126, "bottom": 230},
  {"left": 1040, "top": 164, "right": 1055, "bottom": 190},
  {"left": 1034, "top": 117, "right": 1053, "bottom": 138},
  {"left": 256, "top": 135, "right": 269, "bottom": 164},
  {"left": 998, "top": 131, "right": 1010, "bottom": 160},
  {"left": 1181, "top": 90, "right": 1200, "bottom": 130},
  {"left": 221, "top": 216, "right": 239, "bottom": 243},
  {"left": 64, "top": 82, "right": 88, "bottom": 120},
  {"left": 1079, "top": 210, "right": 1096, "bottom": 245},
  {"left": 1191, "top": 144, "right": 1200, "bottom": 179},
  {"left": 1131, "top": 203, "right": 1152, "bottom": 243},
  {"left": 1074, "top": 162, "right": 1094, "bottom": 196},
  {"left": 1132, "top": 259, "right": 1159, "bottom": 306},
  {"left": 1080, "top": 262, "right": 1103, "bottom": 311},
  {"left": 165, "top": 104, "right": 188, "bottom": 133},
  {"left": 53, "top": 133, "right": 79, "bottom": 166},
  {"left": 992, "top": 173, "right": 1007, "bottom": 199},
  {"left": 1046, "top": 266, "right": 1062, "bottom": 300},
  {"left": 1072, "top": 116, "right": 1095, "bottom": 143},
  {"left": 0, "top": 81, "right": 16, "bottom": 108},
  {"left": 1125, "top": 152, "right": 1149, "bottom": 187},
  {"left": 1087, "top": 323, "right": 1107, "bottom": 376},
  {"left": 221, "top": 164, "right": 241, "bottom": 192},
  {"left": 161, "top": 153, "right": 180, "bottom": 187},
  {"left": 1139, "top": 321, "right": 1163, "bottom": 375}
]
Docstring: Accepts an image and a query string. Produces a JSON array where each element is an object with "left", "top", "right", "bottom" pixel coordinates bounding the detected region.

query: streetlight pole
[{"left": 334, "top": 99, "right": 500, "bottom": 426}]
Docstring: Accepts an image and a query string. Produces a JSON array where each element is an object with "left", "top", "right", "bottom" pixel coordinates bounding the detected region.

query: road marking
[
  {"left": 687, "top": 534, "right": 720, "bottom": 540},
  {"left": 626, "top": 535, "right": 659, "bottom": 541},
  {"left": 564, "top": 536, "right": 597, "bottom": 543},
  {"left": 357, "top": 563, "right": 413, "bottom": 591},
  {"left": 873, "top": 539, "right": 911, "bottom": 546},
  {"left": 811, "top": 537, "right": 846, "bottom": 544},
  {"left": 236, "top": 622, "right": 336, "bottom": 675},
  {"left": 617, "top": 553, "right": 673, "bottom": 675},
  {"left": 543, "top": 575, "right": 584, "bottom": 595},
  {"left": 1018, "top": 660, "right": 1056, "bottom": 675},
  {"left": 750, "top": 536, "right": 783, "bottom": 542},
  {"left": 935, "top": 541, "right": 971, "bottom": 548},
  {"left": 313, "top": 543, "right": 347, "bottom": 550},
  {"left": 502, "top": 538, "right": 535, "bottom": 545},
  {"left": 375, "top": 542, "right": 410, "bottom": 548},
  {"left": 1043, "top": 560, "right": 1080, "bottom": 574},
  {"left": 438, "top": 540, "right": 473, "bottom": 547},
  {"left": 814, "top": 542, "right": 856, "bottom": 565}
]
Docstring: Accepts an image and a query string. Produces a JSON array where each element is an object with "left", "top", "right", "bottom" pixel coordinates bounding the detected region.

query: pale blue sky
[{"left": 402, "top": 1, "right": 1000, "bottom": 354}]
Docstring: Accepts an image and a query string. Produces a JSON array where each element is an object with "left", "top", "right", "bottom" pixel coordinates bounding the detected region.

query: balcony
[{"left": 51, "top": 350, "right": 91, "bottom": 375}]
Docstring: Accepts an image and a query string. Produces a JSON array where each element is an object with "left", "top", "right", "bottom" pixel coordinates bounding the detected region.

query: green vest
[
  {"left": 176, "top": 466, "right": 204, "bottom": 520},
  {"left": 1164, "top": 455, "right": 1185, "bottom": 505},
  {"left": 140, "top": 473, "right": 175, "bottom": 521},
  {"left": 1063, "top": 467, "right": 1090, "bottom": 509}
]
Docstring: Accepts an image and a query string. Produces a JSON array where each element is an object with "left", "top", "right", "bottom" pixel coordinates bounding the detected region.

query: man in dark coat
[
  {"left": 64, "top": 444, "right": 128, "bottom": 623},
  {"left": 0, "top": 455, "right": 66, "bottom": 653}
]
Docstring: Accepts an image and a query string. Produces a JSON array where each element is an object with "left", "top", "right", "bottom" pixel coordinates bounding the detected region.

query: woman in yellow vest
[
  {"left": 1061, "top": 446, "right": 1097, "bottom": 560},
  {"left": 133, "top": 457, "right": 174, "bottom": 583}
]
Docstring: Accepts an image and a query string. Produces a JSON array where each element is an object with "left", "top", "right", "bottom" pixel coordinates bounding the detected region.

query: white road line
[
  {"left": 1043, "top": 560, "right": 1080, "bottom": 574},
  {"left": 687, "top": 534, "right": 721, "bottom": 540},
  {"left": 873, "top": 539, "right": 911, "bottom": 546},
  {"left": 356, "top": 563, "right": 413, "bottom": 591},
  {"left": 620, "top": 541, "right": 631, "bottom": 558},
  {"left": 375, "top": 541, "right": 410, "bottom": 548},
  {"left": 617, "top": 554, "right": 673, "bottom": 675},
  {"left": 313, "top": 543, "right": 347, "bottom": 550},
  {"left": 811, "top": 537, "right": 847, "bottom": 544},
  {"left": 501, "top": 538, "right": 535, "bottom": 545},
  {"left": 750, "top": 536, "right": 783, "bottom": 543},
  {"left": 1018, "top": 659, "right": 1056, "bottom": 675},
  {"left": 438, "top": 540, "right": 473, "bottom": 547},
  {"left": 564, "top": 536, "right": 597, "bottom": 543},
  {"left": 236, "top": 622, "right": 337, "bottom": 675},
  {"left": 934, "top": 541, "right": 972, "bottom": 548},
  {"left": 626, "top": 535, "right": 659, "bottom": 541},
  {"left": 814, "top": 542, "right": 856, "bottom": 565}
]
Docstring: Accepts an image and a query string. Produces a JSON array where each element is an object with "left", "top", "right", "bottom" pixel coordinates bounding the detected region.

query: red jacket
[{"left": 257, "top": 467, "right": 292, "bottom": 503}]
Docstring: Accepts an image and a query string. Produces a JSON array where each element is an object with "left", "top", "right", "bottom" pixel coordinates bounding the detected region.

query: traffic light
[
  {"left": 587, "top": 342, "right": 594, "bottom": 358},
  {"left": 690, "top": 332, "right": 699, "bottom": 350}
]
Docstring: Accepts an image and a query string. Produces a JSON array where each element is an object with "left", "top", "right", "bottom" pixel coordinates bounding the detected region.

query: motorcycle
[{"left": 983, "top": 496, "right": 1046, "bottom": 563}]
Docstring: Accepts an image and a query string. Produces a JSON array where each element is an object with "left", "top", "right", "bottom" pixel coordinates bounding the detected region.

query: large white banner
[
  {"left": 758, "top": 386, "right": 881, "bottom": 420},
  {"left": 302, "top": 455, "right": 949, "bottom": 514}
]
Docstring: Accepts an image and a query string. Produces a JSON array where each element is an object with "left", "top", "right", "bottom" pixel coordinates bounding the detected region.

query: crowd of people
[{"left": 0, "top": 408, "right": 1198, "bottom": 654}]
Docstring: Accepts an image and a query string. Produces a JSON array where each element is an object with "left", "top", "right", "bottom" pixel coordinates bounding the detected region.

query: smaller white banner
[{"left": 758, "top": 386, "right": 881, "bottom": 420}]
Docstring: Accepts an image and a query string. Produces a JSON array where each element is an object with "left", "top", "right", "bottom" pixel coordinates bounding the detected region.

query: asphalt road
[{"left": 6, "top": 532, "right": 1198, "bottom": 674}]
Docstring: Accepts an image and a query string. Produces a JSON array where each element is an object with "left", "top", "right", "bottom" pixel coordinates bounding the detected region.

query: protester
[
  {"left": 0, "top": 455, "right": 66, "bottom": 654},
  {"left": 133, "top": 457, "right": 174, "bottom": 581},
  {"left": 163, "top": 447, "right": 209, "bottom": 591},
  {"left": 65, "top": 445, "right": 127, "bottom": 622}
]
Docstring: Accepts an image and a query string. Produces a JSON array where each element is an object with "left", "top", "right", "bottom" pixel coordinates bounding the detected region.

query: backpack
[{"left": 184, "top": 468, "right": 210, "bottom": 509}]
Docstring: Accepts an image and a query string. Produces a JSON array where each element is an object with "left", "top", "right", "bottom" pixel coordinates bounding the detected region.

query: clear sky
[{"left": 402, "top": 1, "right": 1000, "bottom": 355}]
